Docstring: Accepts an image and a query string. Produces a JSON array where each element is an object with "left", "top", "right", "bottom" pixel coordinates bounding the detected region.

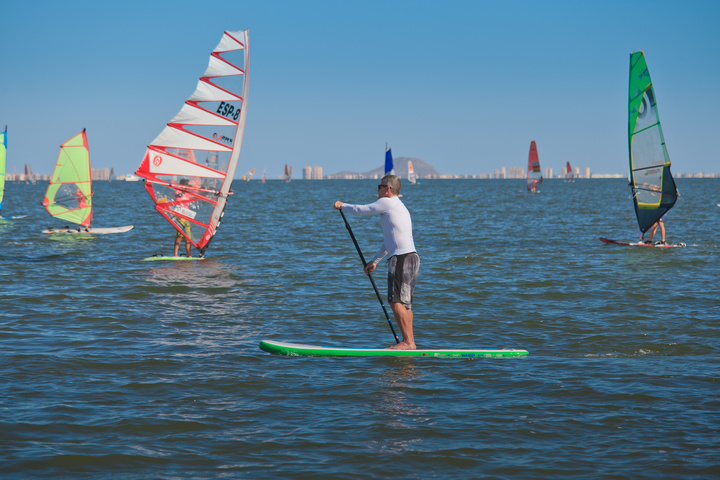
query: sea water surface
[{"left": 1, "top": 178, "right": 718, "bottom": 479}]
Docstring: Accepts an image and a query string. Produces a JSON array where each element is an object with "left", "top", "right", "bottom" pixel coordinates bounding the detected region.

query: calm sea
[{"left": 1, "top": 178, "right": 718, "bottom": 479}]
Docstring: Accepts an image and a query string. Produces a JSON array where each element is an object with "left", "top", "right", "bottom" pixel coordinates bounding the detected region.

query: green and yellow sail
[
  {"left": 43, "top": 129, "right": 93, "bottom": 227},
  {"left": 628, "top": 51, "right": 678, "bottom": 233},
  {"left": 0, "top": 126, "right": 7, "bottom": 212}
]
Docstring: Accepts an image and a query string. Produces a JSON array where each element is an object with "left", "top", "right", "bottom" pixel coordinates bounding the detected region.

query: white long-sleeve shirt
[{"left": 341, "top": 196, "right": 416, "bottom": 264}]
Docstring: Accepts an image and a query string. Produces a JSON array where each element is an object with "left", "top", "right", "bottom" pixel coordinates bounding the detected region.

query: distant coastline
[
  {"left": 8, "top": 173, "right": 720, "bottom": 182},
  {"left": 9, "top": 172, "right": 720, "bottom": 182},
  {"left": 7, "top": 161, "right": 720, "bottom": 183}
]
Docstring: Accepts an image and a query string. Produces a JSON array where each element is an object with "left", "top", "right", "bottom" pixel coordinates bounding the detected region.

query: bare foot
[{"left": 386, "top": 342, "right": 416, "bottom": 350}]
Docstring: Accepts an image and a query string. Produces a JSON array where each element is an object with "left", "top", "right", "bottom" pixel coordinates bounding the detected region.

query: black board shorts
[{"left": 387, "top": 252, "right": 419, "bottom": 309}]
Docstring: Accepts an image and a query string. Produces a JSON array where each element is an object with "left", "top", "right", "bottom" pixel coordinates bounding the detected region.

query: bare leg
[
  {"left": 387, "top": 301, "right": 416, "bottom": 349},
  {"left": 659, "top": 219, "right": 665, "bottom": 242},
  {"left": 646, "top": 223, "right": 657, "bottom": 243},
  {"left": 185, "top": 240, "right": 191, "bottom": 257},
  {"left": 173, "top": 236, "right": 181, "bottom": 256}
]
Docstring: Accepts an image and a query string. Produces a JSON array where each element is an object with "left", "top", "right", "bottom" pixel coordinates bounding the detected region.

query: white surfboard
[
  {"left": 142, "top": 255, "right": 207, "bottom": 262},
  {"left": 43, "top": 225, "right": 134, "bottom": 234}
]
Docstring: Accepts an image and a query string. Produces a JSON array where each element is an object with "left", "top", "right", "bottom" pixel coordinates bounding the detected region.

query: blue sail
[{"left": 384, "top": 146, "right": 394, "bottom": 176}]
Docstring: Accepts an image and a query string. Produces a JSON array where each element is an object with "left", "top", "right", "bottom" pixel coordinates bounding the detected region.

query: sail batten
[
  {"left": 628, "top": 51, "right": 677, "bottom": 234},
  {"left": 203, "top": 56, "right": 245, "bottom": 78},
  {"left": 169, "top": 103, "right": 239, "bottom": 127},
  {"left": 633, "top": 123, "right": 662, "bottom": 136},
  {"left": 136, "top": 30, "right": 249, "bottom": 255},
  {"left": 150, "top": 126, "right": 233, "bottom": 152},
  {"left": 188, "top": 80, "right": 242, "bottom": 103}
]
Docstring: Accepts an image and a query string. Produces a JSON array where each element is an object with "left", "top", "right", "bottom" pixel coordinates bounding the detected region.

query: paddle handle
[{"left": 339, "top": 209, "right": 399, "bottom": 344}]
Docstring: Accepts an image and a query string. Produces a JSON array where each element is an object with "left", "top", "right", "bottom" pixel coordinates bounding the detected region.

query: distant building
[
  {"left": 500, "top": 167, "right": 506, "bottom": 179},
  {"left": 92, "top": 168, "right": 111, "bottom": 181},
  {"left": 508, "top": 166, "right": 525, "bottom": 179},
  {"left": 583, "top": 167, "right": 591, "bottom": 178},
  {"left": 545, "top": 167, "right": 553, "bottom": 179},
  {"left": 301, "top": 166, "right": 323, "bottom": 179}
]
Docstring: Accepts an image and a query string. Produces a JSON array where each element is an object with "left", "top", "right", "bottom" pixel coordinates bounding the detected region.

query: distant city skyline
[{"left": 8, "top": 162, "right": 718, "bottom": 182}]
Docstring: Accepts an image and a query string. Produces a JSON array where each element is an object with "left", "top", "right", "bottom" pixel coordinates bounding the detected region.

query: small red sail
[
  {"left": 284, "top": 164, "right": 292, "bottom": 183},
  {"left": 526, "top": 140, "right": 543, "bottom": 191}
]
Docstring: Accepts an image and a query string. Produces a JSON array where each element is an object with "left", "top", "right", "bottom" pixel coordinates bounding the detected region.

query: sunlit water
[{"left": 1, "top": 178, "right": 718, "bottom": 479}]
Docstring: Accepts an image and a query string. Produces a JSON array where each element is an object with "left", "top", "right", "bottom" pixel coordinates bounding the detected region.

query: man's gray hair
[{"left": 382, "top": 174, "right": 402, "bottom": 195}]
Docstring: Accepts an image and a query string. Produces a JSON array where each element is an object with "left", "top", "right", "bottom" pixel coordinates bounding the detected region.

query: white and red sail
[{"left": 135, "top": 30, "right": 249, "bottom": 255}]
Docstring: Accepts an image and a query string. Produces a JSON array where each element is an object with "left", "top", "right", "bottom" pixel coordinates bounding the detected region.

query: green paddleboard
[{"left": 259, "top": 340, "right": 528, "bottom": 358}]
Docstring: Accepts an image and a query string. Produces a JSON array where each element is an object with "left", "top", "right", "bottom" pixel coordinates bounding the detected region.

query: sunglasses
[{"left": 377, "top": 184, "right": 390, "bottom": 190}]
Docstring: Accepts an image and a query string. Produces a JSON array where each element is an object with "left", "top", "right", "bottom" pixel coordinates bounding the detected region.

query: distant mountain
[{"left": 328, "top": 157, "right": 440, "bottom": 179}]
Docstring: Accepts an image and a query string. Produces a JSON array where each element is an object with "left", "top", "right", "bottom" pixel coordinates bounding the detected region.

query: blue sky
[{"left": 2, "top": 0, "right": 719, "bottom": 178}]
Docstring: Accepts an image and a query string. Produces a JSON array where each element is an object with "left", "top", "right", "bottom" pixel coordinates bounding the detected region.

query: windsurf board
[
  {"left": 142, "top": 255, "right": 207, "bottom": 261},
  {"left": 43, "top": 225, "right": 134, "bottom": 234},
  {"left": 599, "top": 237, "right": 686, "bottom": 248}
]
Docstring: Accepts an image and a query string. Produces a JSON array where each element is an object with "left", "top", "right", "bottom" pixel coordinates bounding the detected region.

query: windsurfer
[
  {"left": 75, "top": 188, "right": 87, "bottom": 208},
  {"left": 173, "top": 179, "right": 192, "bottom": 257},
  {"left": 334, "top": 175, "right": 419, "bottom": 350}
]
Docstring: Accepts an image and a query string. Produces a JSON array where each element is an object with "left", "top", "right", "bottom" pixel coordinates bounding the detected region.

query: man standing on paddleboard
[{"left": 334, "top": 174, "right": 420, "bottom": 350}]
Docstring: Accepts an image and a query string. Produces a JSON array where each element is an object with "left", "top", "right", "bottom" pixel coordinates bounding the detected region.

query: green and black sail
[{"left": 628, "top": 51, "right": 678, "bottom": 233}]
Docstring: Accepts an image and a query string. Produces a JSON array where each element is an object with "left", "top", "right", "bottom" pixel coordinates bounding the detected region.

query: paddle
[{"left": 339, "top": 210, "right": 400, "bottom": 344}]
